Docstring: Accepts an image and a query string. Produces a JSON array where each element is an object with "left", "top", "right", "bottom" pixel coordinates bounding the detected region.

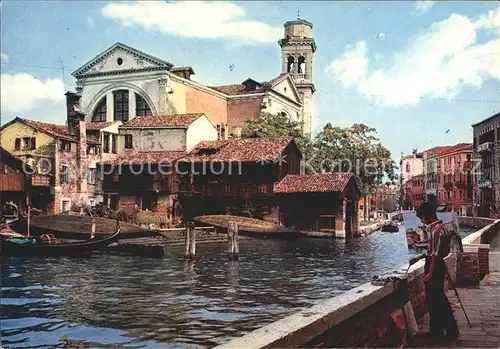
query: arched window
[
  {"left": 135, "top": 93, "right": 152, "bottom": 117},
  {"left": 92, "top": 97, "right": 107, "bottom": 122},
  {"left": 298, "top": 56, "right": 306, "bottom": 74},
  {"left": 279, "top": 111, "right": 293, "bottom": 121},
  {"left": 287, "top": 56, "right": 295, "bottom": 73},
  {"left": 113, "top": 90, "right": 129, "bottom": 121},
  {"left": 406, "top": 163, "right": 411, "bottom": 172}
]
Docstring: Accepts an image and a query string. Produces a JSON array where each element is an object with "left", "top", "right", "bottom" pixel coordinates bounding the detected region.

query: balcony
[
  {"left": 477, "top": 142, "right": 493, "bottom": 153},
  {"left": 455, "top": 181, "right": 467, "bottom": 189},
  {"left": 295, "top": 73, "right": 306, "bottom": 80}
]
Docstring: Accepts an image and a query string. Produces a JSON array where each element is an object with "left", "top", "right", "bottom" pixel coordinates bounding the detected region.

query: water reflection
[{"left": 2, "top": 230, "right": 415, "bottom": 348}]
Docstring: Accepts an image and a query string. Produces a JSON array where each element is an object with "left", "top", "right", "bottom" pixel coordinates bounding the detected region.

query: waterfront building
[
  {"left": 472, "top": 112, "right": 500, "bottom": 217},
  {"left": 400, "top": 150, "right": 423, "bottom": 207},
  {"left": 72, "top": 19, "right": 315, "bottom": 138},
  {"left": 176, "top": 137, "right": 301, "bottom": 223},
  {"left": 99, "top": 113, "right": 218, "bottom": 223},
  {"left": 0, "top": 92, "right": 124, "bottom": 214},
  {"left": 436, "top": 143, "right": 473, "bottom": 216},
  {"left": 423, "top": 146, "right": 448, "bottom": 200},
  {"left": 0, "top": 147, "right": 32, "bottom": 215},
  {"left": 373, "top": 185, "right": 399, "bottom": 213},
  {"left": 403, "top": 174, "right": 425, "bottom": 210},
  {"left": 274, "top": 173, "right": 361, "bottom": 238}
]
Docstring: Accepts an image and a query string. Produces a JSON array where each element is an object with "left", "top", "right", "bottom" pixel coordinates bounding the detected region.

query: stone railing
[
  {"left": 459, "top": 216, "right": 499, "bottom": 282},
  {"left": 213, "top": 217, "right": 498, "bottom": 349}
]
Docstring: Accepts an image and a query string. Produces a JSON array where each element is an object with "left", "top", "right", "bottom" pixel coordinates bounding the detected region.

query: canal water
[{"left": 0, "top": 227, "right": 458, "bottom": 348}]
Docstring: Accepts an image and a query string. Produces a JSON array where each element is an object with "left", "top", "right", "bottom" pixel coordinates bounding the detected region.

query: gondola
[
  {"left": 381, "top": 222, "right": 399, "bottom": 233},
  {"left": 193, "top": 215, "right": 299, "bottom": 239},
  {"left": 0, "top": 229, "right": 120, "bottom": 256}
]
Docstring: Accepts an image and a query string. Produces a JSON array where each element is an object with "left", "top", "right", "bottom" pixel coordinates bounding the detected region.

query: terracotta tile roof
[
  {"left": 264, "top": 72, "right": 289, "bottom": 86},
  {"left": 180, "top": 137, "right": 293, "bottom": 163},
  {"left": 210, "top": 84, "right": 264, "bottom": 96},
  {"left": 120, "top": 114, "right": 204, "bottom": 129},
  {"left": 274, "top": 173, "right": 356, "bottom": 194},
  {"left": 100, "top": 151, "right": 186, "bottom": 165},
  {"left": 19, "top": 118, "right": 75, "bottom": 142},
  {"left": 209, "top": 73, "right": 289, "bottom": 96},
  {"left": 86, "top": 121, "right": 119, "bottom": 131},
  {"left": 438, "top": 143, "right": 473, "bottom": 156}
]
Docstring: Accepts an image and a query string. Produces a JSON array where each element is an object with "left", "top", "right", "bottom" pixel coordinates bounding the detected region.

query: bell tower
[{"left": 279, "top": 17, "right": 316, "bottom": 136}]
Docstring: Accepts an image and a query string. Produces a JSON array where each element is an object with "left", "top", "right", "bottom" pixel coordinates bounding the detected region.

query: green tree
[
  {"left": 241, "top": 112, "right": 314, "bottom": 158},
  {"left": 309, "top": 123, "right": 398, "bottom": 220}
]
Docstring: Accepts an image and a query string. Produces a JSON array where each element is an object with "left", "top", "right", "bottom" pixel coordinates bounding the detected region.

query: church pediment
[
  {"left": 269, "top": 74, "right": 302, "bottom": 104},
  {"left": 72, "top": 42, "right": 173, "bottom": 78}
]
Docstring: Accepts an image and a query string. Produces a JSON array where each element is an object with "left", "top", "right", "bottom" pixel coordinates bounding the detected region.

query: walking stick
[{"left": 445, "top": 266, "right": 472, "bottom": 328}]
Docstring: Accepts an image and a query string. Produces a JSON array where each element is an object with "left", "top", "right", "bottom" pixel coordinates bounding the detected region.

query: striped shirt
[{"left": 426, "top": 220, "right": 460, "bottom": 257}]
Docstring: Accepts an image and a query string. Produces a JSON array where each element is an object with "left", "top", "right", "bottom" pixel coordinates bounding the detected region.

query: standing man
[{"left": 409, "top": 202, "right": 460, "bottom": 343}]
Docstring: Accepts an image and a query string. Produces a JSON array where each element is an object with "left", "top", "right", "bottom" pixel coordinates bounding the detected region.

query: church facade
[{"left": 72, "top": 19, "right": 316, "bottom": 140}]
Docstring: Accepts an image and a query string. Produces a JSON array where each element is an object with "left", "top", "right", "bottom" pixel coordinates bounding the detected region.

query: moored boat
[
  {"left": 0, "top": 229, "right": 120, "bottom": 256},
  {"left": 381, "top": 222, "right": 399, "bottom": 233},
  {"left": 9, "top": 215, "right": 156, "bottom": 240},
  {"left": 193, "top": 215, "right": 298, "bottom": 239}
]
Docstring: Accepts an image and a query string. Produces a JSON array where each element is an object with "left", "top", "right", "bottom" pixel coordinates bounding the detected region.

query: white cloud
[
  {"left": 101, "top": 0, "right": 282, "bottom": 44},
  {"left": 1, "top": 52, "right": 9, "bottom": 63},
  {"left": 414, "top": 1, "right": 435, "bottom": 14},
  {"left": 1, "top": 73, "right": 64, "bottom": 112},
  {"left": 476, "top": 7, "right": 500, "bottom": 36},
  {"left": 86, "top": 17, "right": 95, "bottom": 29},
  {"left": 326, "top": 11, "right": 500, "bottom": 107}
]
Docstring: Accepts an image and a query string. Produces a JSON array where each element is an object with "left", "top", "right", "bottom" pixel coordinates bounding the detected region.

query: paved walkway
[{"left": 411, "top": 235, "right": 500, "bottom": 348}]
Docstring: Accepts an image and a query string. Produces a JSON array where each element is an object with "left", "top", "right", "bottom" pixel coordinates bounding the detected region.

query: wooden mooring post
[
  {"left": 228, "top": 221, "right": 239, "bottom": 260},
  {"left": 184, "top": 221, "right": 196, "bottom": 259}
]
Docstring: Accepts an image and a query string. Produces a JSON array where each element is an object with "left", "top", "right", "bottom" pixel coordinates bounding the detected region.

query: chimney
[
  {"left": 232, "top": 127, "right": 242, "bottom": 139},
  {"left": 65, "top": 91, "right": 88, "bottom": 195},
  {"left": 65, "top": 91, "right": 83, "bottom": 136}
]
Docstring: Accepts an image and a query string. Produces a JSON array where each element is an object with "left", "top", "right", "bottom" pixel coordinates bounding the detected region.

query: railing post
[
  {"left": 185, "top": 221, "right": 196, "bottom": 259},
  {"left": 228, "top": 221, "right": 239, "bottom": 260}
]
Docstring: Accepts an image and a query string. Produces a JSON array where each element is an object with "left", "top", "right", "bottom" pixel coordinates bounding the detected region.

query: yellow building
[{"left": 0, "top": 116, "right": 92, "bottom": 213}]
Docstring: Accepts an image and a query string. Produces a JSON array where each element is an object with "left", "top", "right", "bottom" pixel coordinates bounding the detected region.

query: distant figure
[{"left": 409, "top": 202, "right": 460, "bottom": 343}]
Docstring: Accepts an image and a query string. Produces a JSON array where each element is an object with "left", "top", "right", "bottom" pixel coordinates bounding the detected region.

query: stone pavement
[{"left": 410, "top": 235, "right": 500, "bottom": 348}]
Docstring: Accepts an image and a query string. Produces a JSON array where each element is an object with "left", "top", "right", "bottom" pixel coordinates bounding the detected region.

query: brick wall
[
  {"left": 185, "top": 85, "right": 228, "bottom": 127},
  {"left": 456, "top": 252, "right": 480, "bottom": 285},
  {"left": 227, "top": 96, "right": 263, "bottom": 133},
  {"left": 478, "top": 247, "right": 490, "bottom": 279}
]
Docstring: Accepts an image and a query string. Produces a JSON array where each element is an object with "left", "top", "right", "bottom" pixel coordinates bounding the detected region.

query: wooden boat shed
[
  {"left": 0, "top": 147, "right": 32, "bottom": 217},
  {"left": 274, "top": 173, "right": 362, "bottom": 238}
]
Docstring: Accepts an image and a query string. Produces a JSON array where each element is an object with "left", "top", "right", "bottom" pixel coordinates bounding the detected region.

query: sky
[{"left": 1, "top": 0, "right": 499, "bottom": 163}]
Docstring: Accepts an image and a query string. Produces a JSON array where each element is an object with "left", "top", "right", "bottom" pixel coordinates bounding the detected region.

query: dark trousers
[{"left": 424, "top": 256, "right": 459, "bottom": 338}]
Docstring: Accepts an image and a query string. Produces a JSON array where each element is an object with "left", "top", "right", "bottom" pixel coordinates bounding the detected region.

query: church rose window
[
  {"left": 92, "top": 97, "right": 107, "bottom": 122},
  {"left": 135, "top": 93, "right": 152, "bottom": 116},
  {"left": 114, "top": 90, "right": 129, "bottom": 121}
]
